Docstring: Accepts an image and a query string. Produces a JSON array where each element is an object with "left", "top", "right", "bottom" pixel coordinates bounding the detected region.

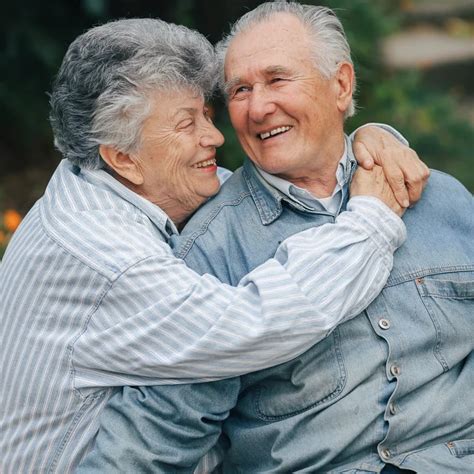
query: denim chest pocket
[
  {"left": 240, "top": 328, "right": 346, "bottom": 420},
  {"left": 447, "top": 439, "right": 474, "bottom": 458},
  {"left": 416, "top": 272, "right": 474, "bottom": 371}
]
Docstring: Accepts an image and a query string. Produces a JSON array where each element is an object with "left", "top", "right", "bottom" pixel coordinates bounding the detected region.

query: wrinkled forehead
[
  {"left": 140, "top": 87, "right": 206, "bottom": 129},
  {"left": 224, "top": 13, "right": 314, "bottom": 81}
]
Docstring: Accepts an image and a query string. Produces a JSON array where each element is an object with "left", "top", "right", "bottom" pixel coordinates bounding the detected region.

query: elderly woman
[{"left": 0, "top": 18, "right": 426, "bottom": 472}]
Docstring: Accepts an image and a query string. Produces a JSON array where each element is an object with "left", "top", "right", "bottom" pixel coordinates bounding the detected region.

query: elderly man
[
  {"left": 0, "top": 15, "right": 430, "bottom": 474},
  {"left": 79, "top": 3, "right": 474, "bottom": 474}
]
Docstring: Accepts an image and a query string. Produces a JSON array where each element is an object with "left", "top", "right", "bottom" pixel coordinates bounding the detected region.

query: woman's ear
[{"left": 99, "top": 145, "right": 144, "bottom": 185}]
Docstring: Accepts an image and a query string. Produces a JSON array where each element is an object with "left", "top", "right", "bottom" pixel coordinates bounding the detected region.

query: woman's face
[{"left": 133, "top": 89, "right": 225, "bottom": 225}]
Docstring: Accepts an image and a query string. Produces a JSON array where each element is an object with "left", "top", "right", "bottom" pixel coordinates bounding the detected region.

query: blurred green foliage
[
  {"left": 0, "top": 0, "right": 472, "bottom": 219},
  {"left": 334, "top": 0, "right": 474, "bottom": 191}
]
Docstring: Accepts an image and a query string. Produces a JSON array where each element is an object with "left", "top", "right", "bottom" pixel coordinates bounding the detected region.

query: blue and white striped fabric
[{"left": 0, "top": 159, "right": 405, "bottom": 472}]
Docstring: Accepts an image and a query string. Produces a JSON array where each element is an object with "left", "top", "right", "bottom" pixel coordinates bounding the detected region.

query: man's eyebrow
[
  {"left": 264, "top": 65, "right": 292, "bottom": 76},
  {"left": 223, "top": 77, "right": 242, "bottom": 95},
  {"left": 224, "top": 65, "right": 294, "bottom": 95},
  {"left": 225, "top": 66, "right": 293, "bottom": 91}
]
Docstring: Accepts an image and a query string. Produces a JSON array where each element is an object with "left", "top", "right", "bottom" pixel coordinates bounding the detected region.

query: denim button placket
[
  {"left": 390, "top": 364, "right": 401, "bottom": 377},
  {"left": 381, "top": 447, "right": 391, "bottom": 460},
  {"left": 378, "top": 318, "right": 390, "bottom": 330}
]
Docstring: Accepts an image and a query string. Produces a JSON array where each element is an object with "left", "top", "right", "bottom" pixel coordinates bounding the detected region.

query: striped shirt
[{"left": 0, "top": 159, "right": 405, "bottom": 472}]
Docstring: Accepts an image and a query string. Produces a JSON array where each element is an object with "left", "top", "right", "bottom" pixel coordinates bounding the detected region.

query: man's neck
[
  {"left": 280, "top": 138, "right": 346, "bottom": 198},
  {"left": 286, "top": 166, "right": 339, "bottom": 198}
]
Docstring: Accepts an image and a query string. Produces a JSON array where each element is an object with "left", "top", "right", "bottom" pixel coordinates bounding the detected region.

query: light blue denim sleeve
[{"left": 77, "top": 379, "right": 241, "bottom": 473}]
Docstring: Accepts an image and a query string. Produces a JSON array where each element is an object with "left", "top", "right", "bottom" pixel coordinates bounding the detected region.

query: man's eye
[
  {"left": 270, "top": 77, "right": 286, "bottom": 84},
  {"left": 233, "top": 85, "right": 251, "bottom": 97}
]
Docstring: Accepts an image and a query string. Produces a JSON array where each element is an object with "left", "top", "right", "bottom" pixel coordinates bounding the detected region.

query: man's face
[{"left": 225, "top": 13, "right": 352, "bottom": 182}]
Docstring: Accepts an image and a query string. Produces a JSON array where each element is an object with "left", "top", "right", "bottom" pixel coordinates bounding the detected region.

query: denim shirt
[
  {"left": 166, "top": 155, "right": 474, "bottom": 473},
  {"left": 78, "top": 152, "right": 473, "bottom": 473}
]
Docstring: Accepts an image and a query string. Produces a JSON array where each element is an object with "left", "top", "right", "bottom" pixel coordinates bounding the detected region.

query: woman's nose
[{"left": 200, "top": 122, "right": 225, "bottom": 148}]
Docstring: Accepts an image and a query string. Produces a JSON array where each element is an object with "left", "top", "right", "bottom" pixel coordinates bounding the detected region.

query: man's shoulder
[
  {"left": 389, "top": 169, "right": 473, "bottom": 283},
  {"left": 174, "top": 167, "right": 256, "bottom": 256},
  {"left": 430, "top": 169, "right": 472, "bottom": 195},
  {"left": 190, "top": 166, "right": 252, "bottom": 224},
  {"left": 414, "top": 169, "right": 472, "bottom": 215},
  {"left": 403, "top": 169, "right": 473, "bottom": 239}
]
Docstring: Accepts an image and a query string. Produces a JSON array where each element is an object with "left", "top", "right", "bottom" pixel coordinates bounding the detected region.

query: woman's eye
[
  {"left": 203, "top": 110, "right": 213, "bottom": 123},
  {"left": 177, "top": 119, "right": 194, "bottom": 130}
]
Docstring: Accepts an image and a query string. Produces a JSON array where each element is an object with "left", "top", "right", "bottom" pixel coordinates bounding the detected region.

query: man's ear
[
  {"left": 99, "top": 145, "right": 144, "bottom": 186},
  {"left": 335, "top": 62, "right": 354, "bottom": 114}
]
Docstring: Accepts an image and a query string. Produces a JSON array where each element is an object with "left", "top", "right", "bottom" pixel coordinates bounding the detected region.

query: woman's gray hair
[
  {"left": 50, "top": 19, "right": 217, "bottom": 169},
  {"left": 216, "top": 1, "right": 356, "bottom": 118}
]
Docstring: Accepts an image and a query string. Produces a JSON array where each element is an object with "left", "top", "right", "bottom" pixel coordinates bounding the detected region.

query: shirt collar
[
  {"left": 256, "top": 140, "right": 348, "bottom": 209},
  {"left": 76, "top": 162, "right": 179, "bottom": 238},
  {"left": 243, "top": 135, "right": 356, "bottom": 225}
]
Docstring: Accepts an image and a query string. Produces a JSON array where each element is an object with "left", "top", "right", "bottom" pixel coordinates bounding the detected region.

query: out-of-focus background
[{"left": 1, "top": 0, "right": 473, "bottom": 254}]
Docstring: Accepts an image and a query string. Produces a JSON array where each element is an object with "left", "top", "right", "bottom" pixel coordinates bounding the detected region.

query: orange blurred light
[{"left": 4, "top": 209, "right": 22, "bottom": 232}]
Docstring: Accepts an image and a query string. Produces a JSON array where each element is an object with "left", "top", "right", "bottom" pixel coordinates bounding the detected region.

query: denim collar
[{"left": 242, "top": 135, "right": 357, "bottom": 226}]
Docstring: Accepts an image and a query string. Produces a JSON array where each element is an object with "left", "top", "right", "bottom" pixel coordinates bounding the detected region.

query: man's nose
[
  {"left": 248, "top": 84, "right": 276, "bottom": 123},
  {"left": 200, "top": 122, "right": 225, "bottom": 148}
]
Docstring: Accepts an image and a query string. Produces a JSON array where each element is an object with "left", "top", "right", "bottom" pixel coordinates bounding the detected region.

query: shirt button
[
  {"left": 381, "top": 448, "right": 392, "bottom": 460},
  {"left": 389, "top": 402, "right": 397, "bottom": 415},
  {"left": 378, "top": 318, "right": 391, "bottom": 330},
  {"left": 390, "top": 364, "right": 401, "bottom": 377}
]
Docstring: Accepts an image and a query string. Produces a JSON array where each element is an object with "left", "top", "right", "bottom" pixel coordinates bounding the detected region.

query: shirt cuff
[
  {"left": 346, "top": 195, "right": 407, "bottom": 252},
  {"left": 216, "top": 166, "right": 233, "bottom": 184},
  {"left": 351, "top": 123, "right": 409, "bottom": 146}
]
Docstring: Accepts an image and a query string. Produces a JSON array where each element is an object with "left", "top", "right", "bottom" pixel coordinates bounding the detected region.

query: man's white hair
[{"left": 216, "top": 1, "right": 356, "bottom": 118}]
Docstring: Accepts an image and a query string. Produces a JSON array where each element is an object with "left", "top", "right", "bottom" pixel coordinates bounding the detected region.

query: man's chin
[{"left": 255, "top": 159, "right": 292, "bottom": 176}]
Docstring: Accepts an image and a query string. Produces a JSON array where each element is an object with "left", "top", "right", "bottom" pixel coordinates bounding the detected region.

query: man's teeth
[
  {"left": 193, "top": 159, "right": 216, "bottom": 169},
  {"left": 259, "top": 126, "right": 291, "bottom": 140}
]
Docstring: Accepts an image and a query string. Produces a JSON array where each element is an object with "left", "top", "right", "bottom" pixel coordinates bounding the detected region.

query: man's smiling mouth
[{"left": 259, "top": 126, "right": 292, "bottom": 140}]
